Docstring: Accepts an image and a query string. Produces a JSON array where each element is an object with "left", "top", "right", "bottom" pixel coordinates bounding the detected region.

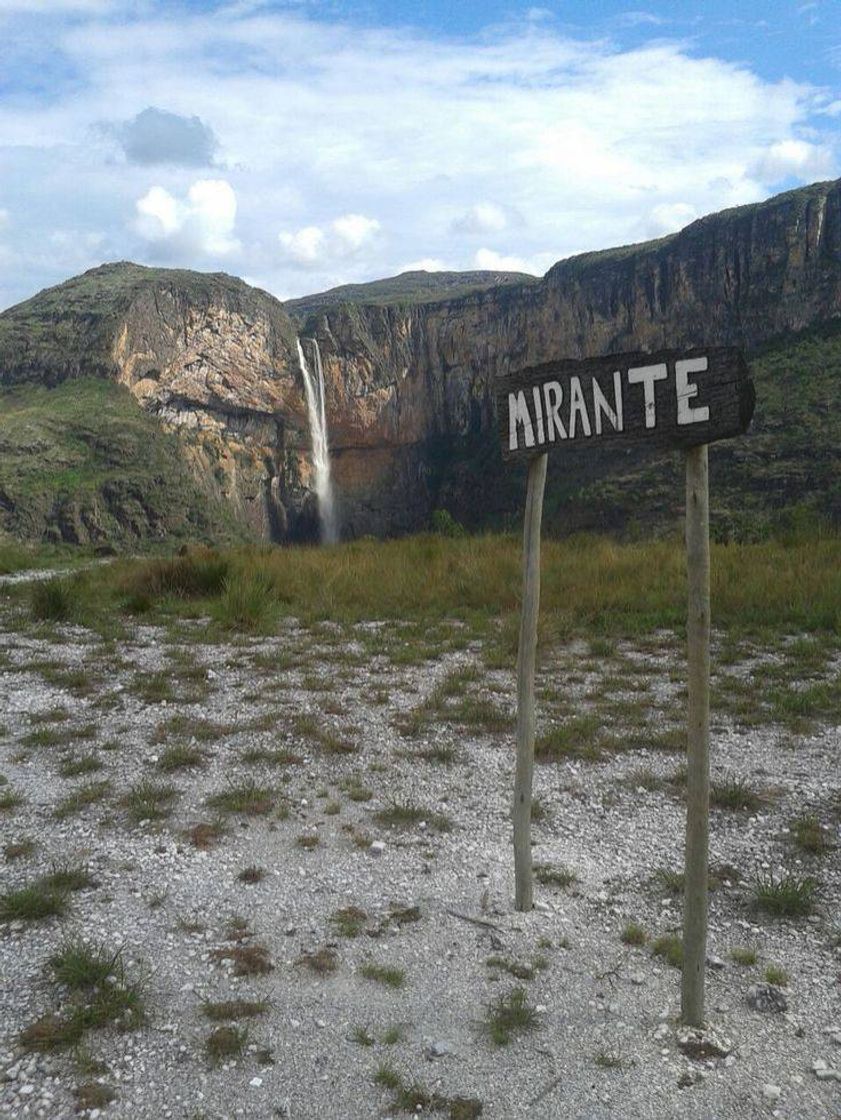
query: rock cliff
[{"left": 1, "top": 178, "right": 840, "bottom": 546}]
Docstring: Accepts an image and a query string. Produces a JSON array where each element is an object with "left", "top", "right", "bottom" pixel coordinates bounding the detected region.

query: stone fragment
[{"left": 747, "top": 984, "right": 788, "bottom": 1013}]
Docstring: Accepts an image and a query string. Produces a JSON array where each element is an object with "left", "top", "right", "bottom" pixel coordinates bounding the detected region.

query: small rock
[
  {"left": 747, "top": 984, "right": 788, "bottom": 1014},
  {"left": 369, "top": 841, "right": 386, "bottom": 856},
  {"left": 425, "top": 1041, "right": 452, "bottom": 1059},
  {"left": 762, "top": 1084, "right": 781, "bottom": 1102},
  {"left": 249, "top": 1077, "right": 263, "bottom": 1088},
  {"left": 706, "top": 955, "right": 726, "bottom": 971}
]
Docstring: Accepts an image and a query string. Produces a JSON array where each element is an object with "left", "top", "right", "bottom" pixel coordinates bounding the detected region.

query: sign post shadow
[{"left": 499, "top": 346, "right": 754, "bottom": 1027}]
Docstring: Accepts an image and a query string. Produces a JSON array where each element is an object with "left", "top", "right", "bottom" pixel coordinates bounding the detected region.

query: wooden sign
[
  {"left": 503, "top": 342, "right": 755, "bottom": 1031},
  {"left": 498, "top": 346, "right": 754, "bottom": 460}
]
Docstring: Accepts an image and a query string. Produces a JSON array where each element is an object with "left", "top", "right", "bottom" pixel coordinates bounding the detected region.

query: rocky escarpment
[
  {"left": 0, "top": 264, "right": 324, "bottom": 542},
  {"left": 1, "top": 178, "right": 840, "bottom": 547},
  {"left": 302, "top": 179, "right": 841, "bottom": 537}
]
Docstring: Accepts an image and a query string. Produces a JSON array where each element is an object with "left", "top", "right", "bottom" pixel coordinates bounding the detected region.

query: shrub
[{"left": 430, "top": 509, "right": 465, "bottom": 537}]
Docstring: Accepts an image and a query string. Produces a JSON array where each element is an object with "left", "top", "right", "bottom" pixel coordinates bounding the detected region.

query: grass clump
[
  {"left": 730, "top": 946, "right": 758, "bottom": 966},
  {"left": 484, "top": 986, "right": 539, "bottom": 1046},
  {"left": 360, "top": 963, "right": 406, "bottom": 989},
  {"left": 123, "top": 779, "right": 178, "bottom": 822},
  {"left": 20, "top": 944, "right": 144, "bottom": 1052},
  {"left": 710, "top": 775, "right": 765, "bottom": 811},
  {"left": 0, "top": 883, "right": 68, "bottom": 923},
  {"left": 535, "top": 714, "right": 609, "bottom": 762},
  {"left": 213, "top": 572, "right": 277, "bottom": 633},
  {"left": 298, "top": 947, "right": 339, "bottom": 975},
  {"left": 30, "top": 578, "right": 80, "bottom": 622},
  {"left": 620, "top": 921, "right": 647, "bottom": 946},
  {"left": 533, "top": 864, "right": 578, "bottom": 889},
  {"left": 0, "top": 788, "right": 24, "bottom": 812},
  {"left": 764, "top": 964, "right": 789, "bottom": 986},
  {"left": 374, "top": 800, "right": 452, "bottom": 832},
  {"left": 157, "top": 743, "right": 204, "bottom": 772},
  {"left": 331, "top": 905, "right": 368, "bottom": 938},
  {"left": 753, "top": 872, "right": 817, "bottom": 917},
  {"left": 206, "top": 779, "right": 276, "bottom": 816},
  {"left": 205, "top": 1025, "right": 248, "bottom": 1064},
  {"left": 236, "top": 866, "right": 266, "bottom": 884},
  {"left": 210, "top": 943, "right": 273, "bottom": 976},
  {"left": 49, "top": 941, "right": 120, "bottom": 989},
  {"left": 57, "top": 754, "right": 103, "bottom": 778},
  {"left": 790, "top": 813, "right": 831, "bottom": 854},
  {"left": 651, "top": 934, "right": 683, "bottom": 969}
]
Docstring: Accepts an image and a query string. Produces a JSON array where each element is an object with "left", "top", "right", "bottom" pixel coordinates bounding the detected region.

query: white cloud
[
  {"left": 475, "top": 248, "right": 537, "bottom": 274},
  {"left": 400, "top": 257, "right": 448, "bottom": 272},
  {"left": 643, "top": 202, "right": 698, "bottom": 238},
  {"left": 752, "top": 139, "right": 835, "bottom": 183},
  {"left": 134, "top": 179, "right": 239, "bottom": 256},
  {"left": 452, "top": 203, "right": 508, "bottom": 235},
  {"left": 0, "top": 5, "right": 836, "bottom": 306},
  {"left": 0, "top": 208, "right": 8, "bottom": 228},
  {"left": 278, "top": 214, "right": 380, "bottom": 269},
  {"left": 332, "top": 213, "right": 380, "bottom": 250}
]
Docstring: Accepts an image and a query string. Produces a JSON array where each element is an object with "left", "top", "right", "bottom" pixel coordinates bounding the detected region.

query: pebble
[
  {"left": 762, "top": 1084, "right": 781, "bottom": 1102},
  {"left": 369, "top": 840, "right": 386, "bottom": 856}
]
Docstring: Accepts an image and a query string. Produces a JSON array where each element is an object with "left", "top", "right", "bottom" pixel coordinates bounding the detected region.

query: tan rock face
[{"left": 2, "top": 180, "right": 839, "bottom": 544}]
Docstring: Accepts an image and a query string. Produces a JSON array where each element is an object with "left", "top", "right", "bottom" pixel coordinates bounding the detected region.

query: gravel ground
[{"left": 0, "top": 590, "right": 839, "bottom": 1120}]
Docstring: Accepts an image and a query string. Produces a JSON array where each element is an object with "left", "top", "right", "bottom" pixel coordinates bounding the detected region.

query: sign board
[
  {"left": 497, "top": 346, "right": 754, "bottom": 460},
  {"left": 502, "top": 341, "right": 755, "bottom": 1029}
]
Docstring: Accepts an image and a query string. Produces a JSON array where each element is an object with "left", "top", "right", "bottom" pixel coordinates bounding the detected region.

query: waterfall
[{"left": 296, "top": 337, "right": 338, "bottom": 544}]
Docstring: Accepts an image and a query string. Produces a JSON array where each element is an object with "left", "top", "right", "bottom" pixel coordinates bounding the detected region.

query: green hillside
[
  {"left": 0, "top": 378, "right": 242, "bottom": 547},
  {"left": 286, "top": 268, "right": 536, "bottom": 321}
]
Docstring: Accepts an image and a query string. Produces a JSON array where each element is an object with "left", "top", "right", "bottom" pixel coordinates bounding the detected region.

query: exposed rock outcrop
[{"left": 1, "top": 179, "right": 840, "bottom": 545}]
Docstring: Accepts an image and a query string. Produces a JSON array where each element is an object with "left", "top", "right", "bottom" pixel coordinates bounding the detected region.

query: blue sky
[{"left": 0, "top": 1, "right": 838, "bottom": 310}]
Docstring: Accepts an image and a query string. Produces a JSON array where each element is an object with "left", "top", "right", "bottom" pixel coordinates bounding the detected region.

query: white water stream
[{"left": 296, "top": 338, "right": 338, "bottom": 544}]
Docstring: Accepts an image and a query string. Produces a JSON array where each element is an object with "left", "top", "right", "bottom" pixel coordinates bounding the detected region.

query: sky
[{"left": 0, "top": 1, "right": 838, "bottom": 310}]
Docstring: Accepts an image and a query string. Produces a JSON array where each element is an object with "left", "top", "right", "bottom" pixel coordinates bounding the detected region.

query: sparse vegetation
[
  {"left": 651, "top": 934, "right": 683, "bottom": 969},
  {"left": 123, "top": 779, "right": 178, "bottom": 822},
  {"left": 206, "top": 779, "right": 276, "bottom": 816},
  {"left": 730, "top": 946, "right": 758, "bottom": 966},
  {"left": 533, "top": 864, "right": 578, "bottom": 889},
  {"left": 620, "top": 921, "right": 647, "bottom": 946},
  {"left": 205, "top": 1025, "right": 248, "bottom": 1063},
  {"left": 203, "top": 999, "right": 269, "bottom": 1021},
  {"left": 360, "top": 963, "right": 406, "bottom": 989},
  {"left": 764, "top": 964, "right": 789, "bottom": 986},
  {"left": 753, "top": 872, "right": 817, "bottom": 917},
  {"left": 790, "top": 813, "right": 831, "bottom": 854},
  {"left": 710, "top": 775, "right": 765, "bottom": 811},
  {"left": 331, "top": 905, "right": 368, "bottom": 938},
  {"left": 484, "top": 986, "right": 539, "bottom": 1046}
]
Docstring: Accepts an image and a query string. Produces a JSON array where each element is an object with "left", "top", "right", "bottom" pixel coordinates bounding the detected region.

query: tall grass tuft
[
  {"left": 30, "top": 578, "right": 79, "bottom": 622},
  {"left": 212, "top": 571, "right": 277, "bottom": 633},
  {"left": 119, "top": 548, "right": 229, "bottom": 602}
]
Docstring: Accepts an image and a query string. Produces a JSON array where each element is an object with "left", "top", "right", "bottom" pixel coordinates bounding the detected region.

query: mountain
[
  {"left": 285, "top": 269, "right": 536, "bottom": 320},
  {"left": 1, "top": 179, "right": 840, "bottom": 547}
]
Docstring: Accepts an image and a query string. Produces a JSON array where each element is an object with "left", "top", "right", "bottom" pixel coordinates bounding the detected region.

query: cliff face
[
  {"left": 309, "top": 180, "right": 841, "bottom": 537},
  {"left": 0, "top": 263, "right": 323, "bottom": 542},
  {"left": 1, "top": 179, "right": 840, "bottom": 547}
]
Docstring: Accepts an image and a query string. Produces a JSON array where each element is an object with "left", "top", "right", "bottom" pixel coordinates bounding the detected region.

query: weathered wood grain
[{"left": 497, "top": 346, "right": 754, "bottom": 462}]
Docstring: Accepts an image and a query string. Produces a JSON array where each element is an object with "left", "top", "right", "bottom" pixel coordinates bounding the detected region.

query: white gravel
[{"left": 0, "top": 591, "right": 839, "bottom": 1119}]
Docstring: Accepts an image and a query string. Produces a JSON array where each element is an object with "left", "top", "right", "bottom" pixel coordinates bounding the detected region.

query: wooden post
[
  {"left": 513, "top": 452, "right": 548, "bottom": 912},
  {"left": 681, "top": 444, "right": 711, "bottom": 1026}
]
